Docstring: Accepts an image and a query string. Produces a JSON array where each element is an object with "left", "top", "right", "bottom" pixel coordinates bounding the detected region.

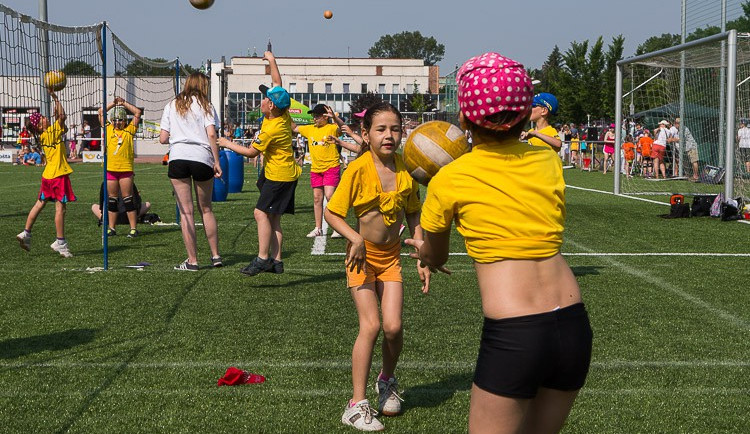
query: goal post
[{"left": 614, "top": 29, "right": 749, "bottom": 203}]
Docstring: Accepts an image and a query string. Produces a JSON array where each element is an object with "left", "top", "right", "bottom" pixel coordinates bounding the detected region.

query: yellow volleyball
[
  {"left": 403, "top": 121, "right": 470, "bottom": 185},
  {"left": 44, "top": 70, "right": 67, "bottom": 91}
]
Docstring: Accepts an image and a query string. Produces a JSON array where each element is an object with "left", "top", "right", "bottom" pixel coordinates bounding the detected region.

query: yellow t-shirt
[
  {"left": 254, "top": 112, "right": 301, "bottom": 182},
  {"left": 297, "top": 123, "right": 341, "bottom": 173},
  {"left": 327, "top": 152, "right": 421, "bottom": 226},
  {"left": 569, "top": 138, "right": 580, "bottom": 151},
  {"left": 41, "top": 120, "right": 72, "bottom": 180},
  {"left": 420, "top": 137, "right": 565, "bottom": 262},
  {"left": 106, "top": 123, "right": 137, "bottom": 172},
  {"left": 527, "top": 125, "right": 560, "bottom": 149}
]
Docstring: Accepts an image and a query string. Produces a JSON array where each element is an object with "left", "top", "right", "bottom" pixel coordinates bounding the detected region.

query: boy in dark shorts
[{"left": 218, "top": 50, "right": 301, "bottom": 276}]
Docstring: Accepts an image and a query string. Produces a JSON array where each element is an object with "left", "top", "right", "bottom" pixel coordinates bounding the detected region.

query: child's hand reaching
[{"left": 345, "top": 237, "right": 366, "bottom": 274}]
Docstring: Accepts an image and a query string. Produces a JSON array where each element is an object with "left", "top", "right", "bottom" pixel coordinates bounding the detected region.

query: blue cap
[
  {"left": 532, "top": 92, "right": 558, "bottom": 115},
  {"left": 259, "top": 84, "right": 291, "bottom": 110}
]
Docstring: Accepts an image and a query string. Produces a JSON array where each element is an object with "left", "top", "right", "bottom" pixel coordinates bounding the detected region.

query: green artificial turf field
[{"left": 1, "top": 162, "right": 748, "bottom": 433}]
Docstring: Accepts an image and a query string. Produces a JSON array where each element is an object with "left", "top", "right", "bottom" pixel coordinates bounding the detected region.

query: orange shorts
[{"left": 346, "top": 239, "right": 402, "bottom": 288}]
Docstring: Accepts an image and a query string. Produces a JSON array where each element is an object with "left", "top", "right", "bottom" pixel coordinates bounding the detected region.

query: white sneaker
[
  {"left": 330, "top": 230, "right": 343, "bottom": 238},
  {"left": 16, "top": 231, "right": 31, "bottom": 251},
  {"left": 375, "top": 376, "right": 403, "bottom": 416},
  {"left": 50, "top": 240, "right": 73, "bottom": 258},
  {"left": 341, "top": 399, "right": 384, "bottom": 431},
  {"left": 306, "top": 227, "right": 323, "bottom": 238}
]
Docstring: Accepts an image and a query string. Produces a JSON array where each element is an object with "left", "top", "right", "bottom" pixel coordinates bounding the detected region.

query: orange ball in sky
[{"left": 324, "top": 10, "right": 333, "bottom": 19}]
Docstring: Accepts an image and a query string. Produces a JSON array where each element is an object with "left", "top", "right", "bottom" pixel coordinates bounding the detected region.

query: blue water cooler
[
  {"left": 212, "top": 150, "right": 229, "bottom": 202},
  {"left": 227, "top": 150, "right": 244, "bottom": 193}
]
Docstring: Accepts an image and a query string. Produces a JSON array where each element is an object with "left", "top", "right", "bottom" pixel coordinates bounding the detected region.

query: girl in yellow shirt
[
  {"left": 407, "top": 52, "right": 592, "bottom": 434},
  {"left": 324, "top": 102, "right": 431, "bottom": 432},
  {"left": 98, "top": 97, "right": 142, "bottom": 237},
  {"left": 16, "top": 90, "right": 75, "bottom": 257}
]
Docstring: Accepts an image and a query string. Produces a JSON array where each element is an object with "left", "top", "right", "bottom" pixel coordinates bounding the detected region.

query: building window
[
  {"left": 289, "top": 83, "right": 296, "bottom": 93},
  {"left": 392, "top": 84, "right": 399, "bottom": 94},
  {"left": 378, "top": 84, "right": 386, "bottom": 94},
  {"left": 361, "top": 83, "right": 368, "bottom": 93},
  {"left": 343, "top": 83, "right": 350, "bottom": 94},
  {"left": 308, "top": 83, "right": 314, "bottom": 93},
  {"left": 406, "top": 83, "right": 414, "bottom": 94},
  {"left": 325, "top": 83, "right": 332, "bottom": 94}
]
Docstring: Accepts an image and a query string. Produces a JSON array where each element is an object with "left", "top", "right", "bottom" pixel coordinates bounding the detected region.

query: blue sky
[{"left": 2, "top": 0, "right": 684, "bottom": 74}]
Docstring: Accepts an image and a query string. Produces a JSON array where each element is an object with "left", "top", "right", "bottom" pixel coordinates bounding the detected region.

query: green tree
[
  {"left": 602, "top": 35, "right": 625, "bottom": 119},
  {"left": 560, "top": 40, "right": 589, "bottom": 123},
  {"left": 368, "top": 31, "right": 445, "bottom": 65},
  {"left": 403, "top": 83, "right": 436, "bottom": 122},
  {"left": 535, "top": 45, "right": 565, "bottom": 98},
  {"left": 584, "top": 37, "right": 606, "bottom": 120},
  {"left": 61, "top": 60, "right": 97, "bottom": 76},
  {"left": 635, "top": 33, "right": 681, "bottom": 56},
  {"left": 120, "top": 58, "right": 177, "bottom": 76}
]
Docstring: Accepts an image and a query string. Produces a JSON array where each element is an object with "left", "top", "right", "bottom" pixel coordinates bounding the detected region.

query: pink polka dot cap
[
  {"left": 457, "top": 52, "right": 533, "bottom": 131},
  {"left": 28, "top": 112, "right": 42, "bottom": 130}
]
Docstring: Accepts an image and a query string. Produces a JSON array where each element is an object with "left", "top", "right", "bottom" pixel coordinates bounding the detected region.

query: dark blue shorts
[{"left": 474, "top": 303, "right": 593, "bottom": 399}]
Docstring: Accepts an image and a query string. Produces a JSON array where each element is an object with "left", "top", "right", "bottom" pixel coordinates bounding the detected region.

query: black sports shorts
[
  {"left": 256, "top": 172, "right": 297, "bottom": 215},
  {"left": 168, "top": 159, "right": 214, "bottom": 182},
  {"left": 473, "top": 302, "right": 593, "bottom": 399}
]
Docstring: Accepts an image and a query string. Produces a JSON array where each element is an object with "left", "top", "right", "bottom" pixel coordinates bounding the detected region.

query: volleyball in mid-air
[
  {"left": 324, "top": 10, "right": 333, "bottom": 19},
  {"left": 44, "top": 70, "right": 66, "bottom": 91},
  {"left": 189, "top": 0, "right": 214, "bottom": 10},
  {"left": 403, "top": 121, "right": 470, "bottom": 185}
]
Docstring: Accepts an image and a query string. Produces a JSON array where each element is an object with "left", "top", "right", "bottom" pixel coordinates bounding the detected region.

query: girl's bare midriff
[
  {"left": 358, "top": 208, "right": 403, "bottom": 245},
  {"left": 474, "top": 253, "right": 581, "bottom": 319}
]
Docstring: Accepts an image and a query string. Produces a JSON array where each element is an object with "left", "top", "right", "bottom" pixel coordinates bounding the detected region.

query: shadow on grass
[
  {"left": 571, "top": 266, "right": 603, "bottom": 277},
  {"left": 55, "top": 272, "right": 206, "bottom": 433},
  {"left": 0, "top": 328, "right": 99, "bottom": 359},
  {"left": 248, "top": 270, "right": 345, "bottom": 287},
  {"left": 403, "top": 372, "right": 473, "bottom": 410}
]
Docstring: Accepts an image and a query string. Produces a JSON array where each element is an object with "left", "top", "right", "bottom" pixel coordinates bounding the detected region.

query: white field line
[
  {"left": 0, "top": 387, "right": 748, "bottom": 398},
  {"left": 0, "top": 360, "right": 748, "bottom": 370},
  {"left": 318, "top": 252, "right": 750, "bottom": 257},
  {"left": 567, "top": 239, "right": 750, "bottom": 331},
  {"left": 310, "top": 197, "right": 330, "bottom": 255}
]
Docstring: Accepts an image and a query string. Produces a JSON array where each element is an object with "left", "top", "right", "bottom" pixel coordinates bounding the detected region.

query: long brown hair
[{"left": 175, "top": 72, "right": 211, "bottom": 116}]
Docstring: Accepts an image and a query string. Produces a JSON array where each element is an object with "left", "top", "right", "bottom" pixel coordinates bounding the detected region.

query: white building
[{"left": 209, "top": 56, "right": 440, "bottom": 127}]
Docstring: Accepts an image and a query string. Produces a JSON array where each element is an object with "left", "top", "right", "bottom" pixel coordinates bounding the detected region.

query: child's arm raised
[
  {"left": 520, "top": 129, "right": 561, "bottom": 151},
  {"left": 264, "top": 51, "right": 282, "bottom": 88}
]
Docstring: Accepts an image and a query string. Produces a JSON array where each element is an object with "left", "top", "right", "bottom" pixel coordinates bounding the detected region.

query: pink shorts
[
  {"left": 106, "top": 171, "right": 134, "bottom": 181},
  {"left": 39, "top": 175, "right": 76, "bottom": 203},
  {"left": 603, "top": 145, "right": 615, "bottom": 155},
  {"left": 310, "top": 166, "right": 341, "bottom": 188}
]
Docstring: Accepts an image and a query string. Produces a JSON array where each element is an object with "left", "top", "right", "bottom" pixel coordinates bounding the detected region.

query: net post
[
  {"left": 174, "top": 58, "right": 180, "bottom": 225},
  {"left": 102, "top": 21, "right": 109, "bottom": 271},
  {"left": 725, "top": 29, "right": 737, "bottom": 199},
  {"left": 614, "top": 64, "right": 623, "bottom": 195}
]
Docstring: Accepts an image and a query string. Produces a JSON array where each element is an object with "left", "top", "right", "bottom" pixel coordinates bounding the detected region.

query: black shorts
[
  {"left": 256, "top": 173, "right": 297, "bottom": 215},
  {"left": 740, "top": 148, "right": 750, "bottom": 161},
  {"left": 168, "top": 159, "right": 214, "bottom": 182},
  {"left": 474, "top": 303, "right": 593, "bottom": 399}
]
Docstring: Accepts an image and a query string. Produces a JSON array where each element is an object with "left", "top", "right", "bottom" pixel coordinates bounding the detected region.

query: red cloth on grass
[{"left": 217, "top": 367, "right": 265, "bottom": 386}]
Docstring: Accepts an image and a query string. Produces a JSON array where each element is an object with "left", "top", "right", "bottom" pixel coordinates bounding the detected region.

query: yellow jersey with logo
[
  {"left": 105, "top": 123, "right": 137, "bottom": 172},
  {"left": 41, "top": 120, "right": 72, "bottom": 179},
  {"left": 421, "top": 136, "right": 565, "bottom": 262},
  {"left": 254, "top": 112, "right": 301, "bottom": 182},
  {"left": 527, "top": 125, "right": 560, "bottom": 149},
  {"left": 297, "top": 123, "right": 341, "bottom": 173}
]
